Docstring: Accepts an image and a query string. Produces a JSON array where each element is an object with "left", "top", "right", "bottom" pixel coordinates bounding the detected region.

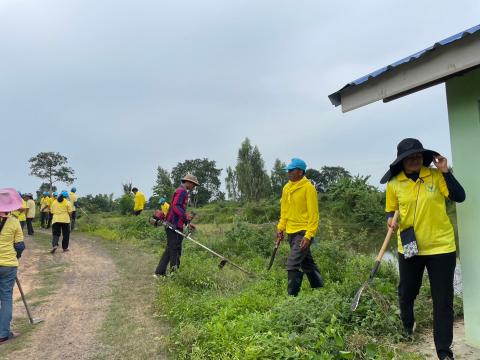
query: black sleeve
[
  {"left": 443, "top": 172, "right": 466, "bottom": 203},
  {"left": 385, "top": 211, "right": 395, "bottom": 220}
]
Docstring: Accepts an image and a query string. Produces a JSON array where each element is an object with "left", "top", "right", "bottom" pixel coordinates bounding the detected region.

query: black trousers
[
  {"left": 26, "top": 218, "right": 34, "bottom": 235},
  {"left": 52, "top": 222, "right": 71, "bottom": 250},
  {"left": 20, "top": 221, "right": 26, "bottom": 230},
  {"left": 156, "top": 227, "right": 183, "bottom": 275},
  {"left": 70, "top": 211, "right": 77, "bottom": 231},
  {"left": 47, "top": 214, "right": 53, "bottom": 229},
  {"left": 286, "top": 231, "right": 321, "bottom": 273},
  {"left": 134, "top": 210, "right": 142, "bottom": 216},
  {"left": 40, "top": 212, "right": 49, "bottom": 228},
  {"left": 398, "top": 252, "right": 456, "bottom": 359}
]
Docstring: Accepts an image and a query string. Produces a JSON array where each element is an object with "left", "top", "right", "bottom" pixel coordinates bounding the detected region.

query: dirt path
[
  {"left": 6, "top": 231, "right": 118, "bottom": 360},
  {"left": 414, "top": 319, "right": 480, "bottom": 359}
]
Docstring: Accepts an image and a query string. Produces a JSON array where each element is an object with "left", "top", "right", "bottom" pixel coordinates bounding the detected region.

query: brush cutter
[
  {"left": 351, "top": 211, "right": 399, "bottom": 311},
  {"left": 162, "top": 220, "right": 254, "bottom": 277},
  {"left": 15, "top": 277, "right": 44, "bottom": 325}
]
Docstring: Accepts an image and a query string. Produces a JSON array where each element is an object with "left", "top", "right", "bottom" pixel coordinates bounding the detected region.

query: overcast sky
[{"left": 2, "top": 0, "right": 479, "bottom": 198}]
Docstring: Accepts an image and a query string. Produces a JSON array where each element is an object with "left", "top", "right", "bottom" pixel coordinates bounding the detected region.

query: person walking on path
[
  {"left": 276, "top": 158, "right": 323, "bottom": 296},
  {"left": 50, "top": 191, "right": 73, "bottom": 254},
  {"left": 69, "top": 187, "right": 78, "bottom": 231},
  {"left": 154, "top": 174, "right": 199, "bottom": 277},
  {"left": 40, "top": 191, "right": 50, "bottom": 229},
  {"left": 25, "top": 193, "right": 36, "bottom": 236},
  {"left": 47, "top": 192, "right": 57, "bottom": 229},
  {"left": 382, "top": 138, "right": 466, "bottom": 360},
  {"left": 12, "top": 193, "right": 27, "bottom": 232},
  {"left": 0, "top": 188, "right": 25, "bottom": 345},
  {"left": 132, "top": 187, "right": 146, "bottom": 216}
]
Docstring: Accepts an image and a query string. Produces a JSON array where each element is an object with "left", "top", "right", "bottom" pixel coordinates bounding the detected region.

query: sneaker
[{"left": 50, "top": 246, "right": 58, "bottom": 254}]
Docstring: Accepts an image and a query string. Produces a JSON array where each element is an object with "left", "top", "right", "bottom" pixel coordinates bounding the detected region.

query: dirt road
[{"left": 6, "top": 232, "right": 117, "bottom": 360}]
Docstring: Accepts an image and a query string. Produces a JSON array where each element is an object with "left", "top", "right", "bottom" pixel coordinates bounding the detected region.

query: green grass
[{"left": 78, "top": 210, "right": 463, "bottom": 360}]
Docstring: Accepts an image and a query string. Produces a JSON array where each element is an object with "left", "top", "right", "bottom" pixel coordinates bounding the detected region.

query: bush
[{"left": 118, "top": 194, "right": 134, "bottom": 215}]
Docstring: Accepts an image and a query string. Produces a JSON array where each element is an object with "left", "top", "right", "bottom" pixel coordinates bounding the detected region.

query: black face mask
[{"left": 58, "top": 195, "right": 64, "bottom": 202}]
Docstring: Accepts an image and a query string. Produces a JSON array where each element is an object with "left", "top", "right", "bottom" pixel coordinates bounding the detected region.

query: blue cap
[
  {"left": 53, "top": 192, "right": 58, "bottom": 196},
  {"left": 284, "top": 158, "right": 307, "bottom": 172},
  {"left": 71, "top": 187, "right": 76, "bottom": 192},
  {"left": 159, "top": 197, "right": 167, "bottom": 204},
  {"left": 43, "top": 191, "right": 49, "bottom": 196},
  {"left": 61, "top": 190, "right": 69, "bottom": 198}
]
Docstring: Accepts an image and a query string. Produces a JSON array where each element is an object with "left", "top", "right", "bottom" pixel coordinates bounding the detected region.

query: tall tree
[
  {"left": 305, "top": 168, "right": 322, "bottom": 191},
  {"left": 225, "top": 166, "right": 239, "bottom": 201},
  {"left": 271, "top": 159, "right": 287, "bottom": 197},
  {"left": 317, "top": 166, "right": 351, "bottom": 193},
  {"left": 171, "top": 158, "right": 223, "bottom": 207},
  {"left": 235, "top": 138, "right": 271, "bottom": 201},
  {"left": 152, "top": 166, "right": 175, "bottom": 200},
  {"left": 122, "top": 182, "right": 133, "bottom": 195},
  {"left": 29, "top": 152, "right": 76, "bottom": 192}
]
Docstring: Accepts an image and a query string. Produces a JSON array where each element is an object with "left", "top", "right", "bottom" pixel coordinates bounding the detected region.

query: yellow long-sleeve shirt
[
  {"left": 277, "top": 177, "right": 319, "bottom": 240},
  {"left": 134, "top": 191, "right": 146, "bottom": 211}
]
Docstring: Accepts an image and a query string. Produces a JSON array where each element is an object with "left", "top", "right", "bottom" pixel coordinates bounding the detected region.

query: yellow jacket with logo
[
  {"left": 134, "top": 191, "right": 146, "bottom": 211},
  {"left": 386, "top": 166, "right": 455, "bottom": 255},
  {"left": 277, "top": 177, "right": 319, "bottom": 240}
]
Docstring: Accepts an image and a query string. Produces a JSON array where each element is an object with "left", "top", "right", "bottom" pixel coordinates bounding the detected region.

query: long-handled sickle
[
  {"left": 351, "top": 211, "right": 399, "bottom": 311},
  {"left": 15, "top": 277, "right": 44, "bottom": 325},
  {"left": 267, "top": 238, "right": 281, "bottom": 270}
]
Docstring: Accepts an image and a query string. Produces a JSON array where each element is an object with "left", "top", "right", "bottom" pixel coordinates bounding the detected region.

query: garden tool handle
[{"left": 375, "top": 210, "right": 399, "bottom": 262}]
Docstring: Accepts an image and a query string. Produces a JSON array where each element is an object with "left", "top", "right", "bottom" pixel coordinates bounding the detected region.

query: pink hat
[{"left": 0, "top": 188, "right": 23, "bottom": 212}]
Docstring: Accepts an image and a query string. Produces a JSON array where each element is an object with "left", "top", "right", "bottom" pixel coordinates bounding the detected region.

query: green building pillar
[{"left": 446, "top": 67, "right": 480, "bottom": 348}]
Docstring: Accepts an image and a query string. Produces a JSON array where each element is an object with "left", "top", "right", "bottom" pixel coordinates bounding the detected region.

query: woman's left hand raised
[{"left": 434, "top": 155, "right": 449, "bottom": 173}]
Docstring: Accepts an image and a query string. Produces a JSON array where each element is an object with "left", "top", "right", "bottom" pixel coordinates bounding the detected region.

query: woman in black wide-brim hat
[{"left": 383, "top": 138, "right": 466, "bottom": 360}]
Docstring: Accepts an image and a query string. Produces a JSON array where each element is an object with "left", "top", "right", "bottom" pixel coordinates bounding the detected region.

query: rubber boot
[
  {"left": 287, "top": 271, "right": 303, "bottom": 296},
  {"left": 306, "top": 269, "right": 324, "bottom": 289}
]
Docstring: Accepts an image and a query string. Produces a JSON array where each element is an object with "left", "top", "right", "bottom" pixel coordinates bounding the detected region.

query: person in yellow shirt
[
  {"left": 0, "top": 188, "right": 25, "bottom": 343},
  {"left": 69, "top": 187, "right": 78, "bottom": 231},
  {"left": 39, "top": 192, "right": 50, "bottom": 229},
  {"left": 276, "top": 158, "right": 323, "bottom": 296},
  {"left": 47, "top": 192, "right": 57, "bottom": 229},
  {"left": 132, "top": 187, "right": 146, "bottom": 216},
  {"left": 25, "top": 194, "right": 36, "bottom": 236},
  {"left": 382, "top": 138, "right": 465, "bottom": 360},
  {"left": 50, "top": 191, "right": 73, "bottom": 254},
  {"left": 12, "top": 193, "right": 27, "bottom": 232}
]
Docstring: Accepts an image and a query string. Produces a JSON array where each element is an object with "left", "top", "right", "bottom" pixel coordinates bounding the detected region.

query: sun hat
[
  {"left": 53, "top": 192, "right": 58, "bottom": 196},
  {"left": 43, "top": 191, "right": 49, "bottom": 196},
  {"left": 380, "top": 138, "right": 439, "bottom": 184},
  {"left": 284, "top": 158, "right": 307, "bottom": 172},
  {"left": 71, "top": 187, "right": 77, "bottom": 193},
  {"left": 61, "top": 190, "right": 69, "bottom": 198},
  {"left": 181, "top": 174, "right": 200, "bottom": 186},
  {"left": 0, "top": 188, "right": 23, "bottom": 212},
  {"left": 159, "top": 197, "right": 167, "bottom": 204}
]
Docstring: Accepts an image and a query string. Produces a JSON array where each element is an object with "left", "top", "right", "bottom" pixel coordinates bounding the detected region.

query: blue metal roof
[{"left": 329, "top": 24, "right": 480, "bottom": 106}]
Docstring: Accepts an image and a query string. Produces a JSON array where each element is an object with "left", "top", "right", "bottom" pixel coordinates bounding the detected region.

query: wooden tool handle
[{"left": 375, "top": 210, "right": 399, "bottom": 262}]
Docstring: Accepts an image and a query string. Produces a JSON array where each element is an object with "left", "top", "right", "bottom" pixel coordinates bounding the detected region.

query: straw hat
[{"left": 181, "top": 174, "right": 200, "bottom": 186}]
